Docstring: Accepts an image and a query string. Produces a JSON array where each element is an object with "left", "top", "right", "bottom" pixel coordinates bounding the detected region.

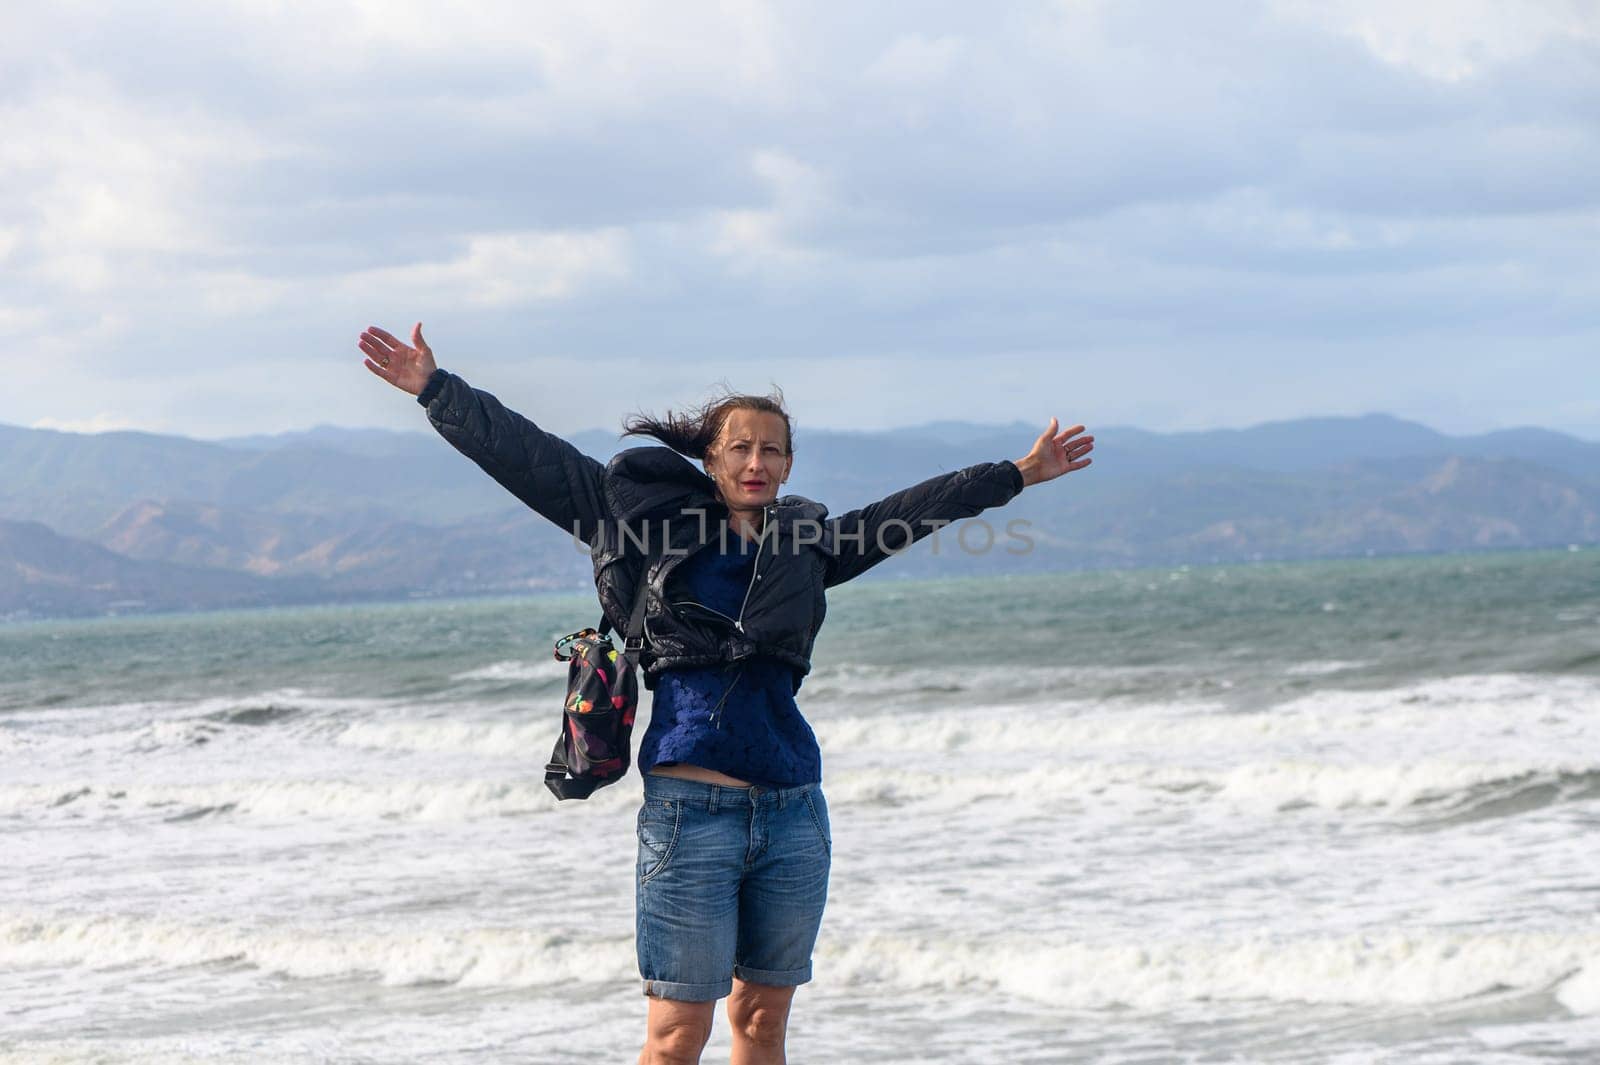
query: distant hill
[
  {"left": 0, "top": 517, "right": 328, "bottom": 618},
  {"left": 1, "top": 407, "right": 1596, "bottom": 621}
]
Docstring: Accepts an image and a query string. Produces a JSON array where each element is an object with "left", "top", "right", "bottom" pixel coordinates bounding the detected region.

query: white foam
[
  {"left": 335, "top": 719, "right": 549, "bottom": 757},
  {"left": 0, "top": 778, "right": 570, "bottom": 823},
  {"left": 13, "top": 911, "right": 1587, "bottom": 1013},
  {"left": 815, "top": 702, "right": 1285, "bottom": 757},
  {"left": 801, "top": 659, "right": 1174, "bottom": 702},
  {"left": 0, "top": 1044, "right": 309, "bottom": 1065},
  {"left": 1284, "top": 660, "right": 1371, "bottom": 676},
  {"left": 818, "top": 927, "right": 1600, "bottom": 1011},
  {"left": 0, "top": 912, "right": 636, "bottom": 989},
  {"left": 821, "top": 759, "right": 1600, "bottom": 815},
  {"left": 1557, "top": 959, "right": 1600, "bottom": 1015},
  {"left": 449, "top": 659, "right": 568, "bottom": 683},
  {"left": 8, "top": 689, "right": 386, "bottom": 725},
  {"left": 812, "top": 672, "right": 1600, "bottom": 759}
]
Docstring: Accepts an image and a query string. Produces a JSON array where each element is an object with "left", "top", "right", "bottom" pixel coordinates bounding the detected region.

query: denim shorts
[{"left": 636, "top": 774, "right": 832, "bottom": 1002}]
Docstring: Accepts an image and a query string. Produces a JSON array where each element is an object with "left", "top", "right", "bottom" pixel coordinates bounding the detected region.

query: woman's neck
[{"left": 723, "top": 502, "right": 765, "bottom": 542}]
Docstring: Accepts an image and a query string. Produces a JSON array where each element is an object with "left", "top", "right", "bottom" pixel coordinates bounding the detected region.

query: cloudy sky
[{"left": 4, "top": 0, "right": 1597, "bottom": 443}]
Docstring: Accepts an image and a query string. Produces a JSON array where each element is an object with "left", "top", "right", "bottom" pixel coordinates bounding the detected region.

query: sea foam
[
  {"left": 818, "top": 927, "right": 1600, "bottom": 1013},
  {"left": 0, "top": 912, "right": 635, "bottom": 989}
]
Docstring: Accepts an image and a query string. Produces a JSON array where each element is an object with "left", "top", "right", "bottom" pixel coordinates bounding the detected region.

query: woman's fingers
[
  {"left": 357, "top": 335, "right": 394, "bottom": 361},
  {"left": 366, "top": 325, "right": 406, "bottom": 351},
  {"left": 362, "top": 356, "right": 396, "bottom": 382}
]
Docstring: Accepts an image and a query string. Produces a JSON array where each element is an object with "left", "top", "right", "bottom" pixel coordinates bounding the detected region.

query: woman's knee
[
  {"left": 727, "top": 981, "right": 794, "bottom": 1047},
  {"left": 643, "top": 997, "right": 715, "bottom": 1064}
]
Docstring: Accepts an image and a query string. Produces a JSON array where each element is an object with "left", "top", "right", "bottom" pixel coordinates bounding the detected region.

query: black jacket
[{"left": 418, "top": 368, "right": 1026, "bottom": 691}]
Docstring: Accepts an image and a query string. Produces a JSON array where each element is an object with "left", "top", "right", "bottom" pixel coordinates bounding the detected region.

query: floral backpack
[{"left": 544, "top": 544, "right": 659, "bottom": 800}]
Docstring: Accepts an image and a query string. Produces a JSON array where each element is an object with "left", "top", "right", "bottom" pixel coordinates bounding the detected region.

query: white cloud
[
  {"left": 1, "top": 0, "right": 1597, "bottom": 441},
  {"left": 342, "top": 227, "right": 630, "bottom": 307},
  {"left": 709, "top": 151, "right": 835, "bottom": 274},
  {"left": 1268, "top": 0, "right": 1600, "bottom": 81},
  {"left": 234, "top": 0, "right": 796, "bottom": 124},
  {"left": 863, "top": 33, "right": 967, "bottom": 86}
]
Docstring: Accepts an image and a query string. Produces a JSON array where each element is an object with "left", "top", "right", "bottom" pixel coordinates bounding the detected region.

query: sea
[{"left": 3, "top": 547, "right": 1598, "bottom": 1064}]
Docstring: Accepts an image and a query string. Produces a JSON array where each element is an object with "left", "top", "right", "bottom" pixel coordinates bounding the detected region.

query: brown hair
[{"left": 621, "top": 381, "right": 794, "bottom": 459}]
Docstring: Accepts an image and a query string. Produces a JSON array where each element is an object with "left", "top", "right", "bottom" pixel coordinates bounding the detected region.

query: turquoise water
[
  {"left": 2, "top": 547, "right": 1599, "bottom": 1063},
  {"left": 7, "top": 547, "right": 1596, "bottom": 712}
]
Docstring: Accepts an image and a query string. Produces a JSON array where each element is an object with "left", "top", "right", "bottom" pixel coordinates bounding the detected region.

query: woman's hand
[
  {"left": 1013, "top": 418, "right": 1094, "bottom": 488},
  {"left": 359, "top": 322, "right": 438, "bottom": 397}
]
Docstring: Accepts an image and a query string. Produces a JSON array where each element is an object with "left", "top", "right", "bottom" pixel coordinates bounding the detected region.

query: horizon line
[{"left": 9, "top": 411, "right": 1600, "bottom": 447}]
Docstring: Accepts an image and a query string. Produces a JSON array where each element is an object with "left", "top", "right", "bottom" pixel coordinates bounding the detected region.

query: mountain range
[{"left": 2, "top": 410, "right": 1596, "bottom": 621}]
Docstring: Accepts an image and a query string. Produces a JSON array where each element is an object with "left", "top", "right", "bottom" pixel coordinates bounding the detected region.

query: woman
[{"left": 359, "top": 322, "right": 1094, "bottom": 1065}]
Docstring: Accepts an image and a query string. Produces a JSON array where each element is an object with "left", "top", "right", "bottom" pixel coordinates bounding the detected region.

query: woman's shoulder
[
  {"left": 602, "top": 446, "right": 720, "bottom": 523},
  {"left": 773, "top": 495, "right": 829, "bottom": 523}
]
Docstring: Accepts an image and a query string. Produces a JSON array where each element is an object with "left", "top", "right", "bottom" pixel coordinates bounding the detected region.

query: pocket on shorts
[
  {"left": 803, "top": 789, "right": 832, "bottom": 854},
  {"left": 636, "top": 799, "right": 682, "bottom": 883}
]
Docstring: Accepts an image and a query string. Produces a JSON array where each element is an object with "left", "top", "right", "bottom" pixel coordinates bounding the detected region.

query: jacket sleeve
[
  {"left": 821, "top": 459, "right": 1026, "bottom": 588},
  {"left": 417, "top": 367, "right": 610, "bottom": 544}
]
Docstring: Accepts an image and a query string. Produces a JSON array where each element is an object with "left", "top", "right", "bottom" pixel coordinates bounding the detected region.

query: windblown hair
[{"left": 620, "top": 382, "right": 795, "bottom": 460}]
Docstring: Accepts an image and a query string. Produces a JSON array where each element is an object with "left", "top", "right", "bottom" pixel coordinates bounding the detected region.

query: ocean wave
[
  {"left": 200, "top": 702, "right": 306, "bottom": 727},
  {"left": 0, "top": 776, "right": 621, "bottom": 823},
  {"left": 1413, "top": 768, "right": 1600, "bottom": 828},
  {"left": 0, "top": 912, "right": 635, "bottom": 989},
  {"left": 0, "top": 1044, "right": 310, "bottom": 1065},
  {"left": 818, "top": 927, "right": 1600, "bottom": 1013},
  {"left": 2, "top": 692, "right": 394, "bottom": 759},
  {"left": 449, "top": 659, "right": 568, "bottom": 683},
  {"left": 5, "top": 911, "right": 1594, "bottom": 1016},
  {"left": 799, "top": 659, "right": 1185, "bottom": 704},
  {"left": 1283, "top": 659, "right": 1371, "bottom": 676},
  {"left": 822, "top": 759, "right": 1600, "bottom": 817},
  {"left": 6, "top": 689, "right": 388, "bottom": 727},
  {"left": 334, "top": 719, "right": 550, "bottom": 757},
  {"left": 3, "top": 759, "right": 1589, "bottom": 825},
  {"left": 811, "top": 672, "right": 1600, "bottom": 758}
]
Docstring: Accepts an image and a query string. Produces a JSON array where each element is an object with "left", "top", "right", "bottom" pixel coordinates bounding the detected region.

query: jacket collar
[{"left": 603, "top": 446, "right": 715, "bottom": 523}]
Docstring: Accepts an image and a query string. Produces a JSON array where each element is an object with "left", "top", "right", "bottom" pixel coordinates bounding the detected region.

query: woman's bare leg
[
  {"left": 639, "top": 995, "right": 716, "bottom": 1065},
  {"left": 726, "top": 979, "right": 795, "bottom": 1065}
]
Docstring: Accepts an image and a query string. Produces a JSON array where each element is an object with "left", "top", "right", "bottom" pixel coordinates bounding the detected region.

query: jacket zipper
[
  {"left": 714, "top": 507, "right": 767, "bottom": 729},
  {"left": 659, "top": 505, "right": 770, "bottom": 636},
  {"left": 733, "top": 504, "right": 771, "bottom": 634},
  {"left": 641, "top": 504, "right": 771, "bottom": 685},
  {"left": 668, "top": 600, "right": 740, "bottom": 626}
]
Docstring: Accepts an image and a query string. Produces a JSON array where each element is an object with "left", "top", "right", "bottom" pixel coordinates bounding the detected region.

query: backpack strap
[{"left": 597, "top": 541, "right": 657, "bottom": 663}]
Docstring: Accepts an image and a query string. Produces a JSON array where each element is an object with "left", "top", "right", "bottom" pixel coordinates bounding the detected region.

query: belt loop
[
  {"left": 775, "top": 787, "right": 788, "bottom": 810},
  {"left": 708, "top": 785, "right": 720, "bottom": 815}
]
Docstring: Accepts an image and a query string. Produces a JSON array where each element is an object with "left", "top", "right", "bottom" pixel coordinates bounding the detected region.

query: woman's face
[{"left": 704, "top": 409, "right": 793, "bottom": 510}]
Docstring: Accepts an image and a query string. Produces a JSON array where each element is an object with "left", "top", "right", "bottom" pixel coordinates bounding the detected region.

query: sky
[{"left": 3, "top": 0, "right": 1597, "bottom": 443}]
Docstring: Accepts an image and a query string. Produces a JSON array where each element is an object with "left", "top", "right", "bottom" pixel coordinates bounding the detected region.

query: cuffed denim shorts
[{"left": 636, "top": 774, "right": 832, "bottom": 1002}]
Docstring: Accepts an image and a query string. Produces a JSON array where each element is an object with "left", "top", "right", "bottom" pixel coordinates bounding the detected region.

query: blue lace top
[{"left": 636, "top": 527, "right": 823, "bottom": 788}]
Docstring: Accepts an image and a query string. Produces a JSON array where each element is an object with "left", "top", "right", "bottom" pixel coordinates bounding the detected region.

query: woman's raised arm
[
  {"left": 820, "top": 418, "right": 1093, "bottom": 588},
  {"left": 360, "top": 323, "right": 610, "bottom": 545}
]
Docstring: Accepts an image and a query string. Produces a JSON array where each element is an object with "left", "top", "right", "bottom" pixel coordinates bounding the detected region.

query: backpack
[{"left": 544, "top": 543, "right": 659, "bottom": 800}]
